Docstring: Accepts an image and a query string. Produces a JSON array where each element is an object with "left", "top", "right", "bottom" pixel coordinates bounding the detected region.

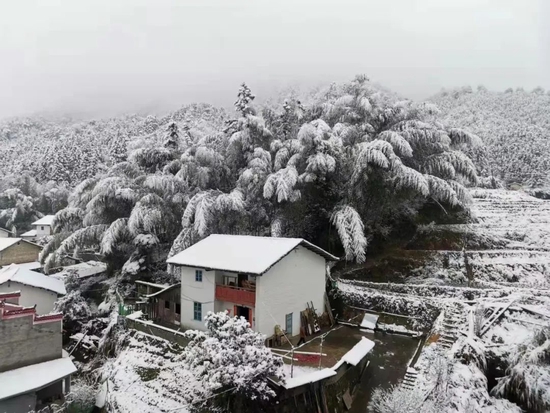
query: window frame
[
  {"left": 193, "top": 302, "right": 202, "bottom": 321},
  {"left": 195, "top": 269, "right": 203, "bottom": 282},
  {"left": 285, "top": 313, "right": 293, "bottom": 334}
]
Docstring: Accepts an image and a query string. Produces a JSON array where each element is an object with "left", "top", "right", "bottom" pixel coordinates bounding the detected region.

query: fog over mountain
[{"left": 1, "top": 0, "right": 548, "bottom": 119}]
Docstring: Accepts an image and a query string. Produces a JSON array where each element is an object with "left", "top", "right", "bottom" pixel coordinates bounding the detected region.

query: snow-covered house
[
  {"left": 0, "top": 291, "right": 76, "bottom": 412},
  {"left": 20, "top": 229, "right": 38, "bottom": 241},
  {"left": 167, "top": 235, "right": 338, "bottom": 337},
  {"left": 31, "top": 215, "right": 55, "bottom": 238},
  {"left": 0, "top": 238, "right": 42, "bottom": 266},
  {"left": 0, "top": 264, "right": 66, "bottom": 314},
  {"left": 0, "top": 228, "right": 13, "bottom": 238}
]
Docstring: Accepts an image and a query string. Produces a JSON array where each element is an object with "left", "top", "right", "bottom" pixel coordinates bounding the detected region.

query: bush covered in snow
[
  {"left": 171, "top": 311, "right": 284, "bottom": 412},
  {"left": 368, "top": 384, "right": 439, "bottom": 413}
]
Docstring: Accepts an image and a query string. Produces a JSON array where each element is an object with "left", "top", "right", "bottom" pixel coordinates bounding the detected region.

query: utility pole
[
  {"left": 318, "top": 334, "right": 324, "bottom": 370},
  {"left": 290, "top": 347, "right": 295, "bottom": 378}
]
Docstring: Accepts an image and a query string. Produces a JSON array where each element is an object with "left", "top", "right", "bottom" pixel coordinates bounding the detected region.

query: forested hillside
[
  {"left": 430, "top": 86, "right": 550, "bottom": 188},
  {"left": 2, "top": 76, "right": 480, "bottom": 281}
]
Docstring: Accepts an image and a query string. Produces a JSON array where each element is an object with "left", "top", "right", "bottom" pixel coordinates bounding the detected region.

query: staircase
[
  {"left": 439, "top": 306, "right": 465, "bottom": 350},
  {"left": 402, "top": 367, "right": 418, "bottom": 390}
]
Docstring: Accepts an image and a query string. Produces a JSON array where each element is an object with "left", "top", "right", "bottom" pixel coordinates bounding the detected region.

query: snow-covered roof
[
  {"left": 0, "top": 227, "right": 12, "bottom": 234},
  {"left": 14, "top": 261, "right": 42, "bottom": 271},
  {"left": 283, "top": 368, "right": 337, "bottom": 389},
  {"left": 135, "top": 280, "right": 169, "bottom": 289},
  {"left": 167, "top": 234, "right": 339, "bottom": 275},
  {"left": 0, "top": 238, "right": 40, "bottom": 253},
  {"left": 0, "top": 357, "right": 77, "bottom": 401},
  {"left": 336, "top": 337, "right": 375, "bottom": 367},
  {"left": 21, "top": 229, "right": 37, "bottom": 237},
  {"left": 0, "top": 264, "right": 66, "bottom": 295},
  {"left": 32, "top": 215, "right": 55, "bottom": 226},
  {"left": 144, "top": 283, "right": 180, "bottom": 298},
  {"left": 54, "top": 261, "right": 107, "bottom": 279}
]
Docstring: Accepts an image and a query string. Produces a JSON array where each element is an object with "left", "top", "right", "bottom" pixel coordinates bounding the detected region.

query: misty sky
[{"left": 1, "top": 0, "right": 548, "bottom": 119}]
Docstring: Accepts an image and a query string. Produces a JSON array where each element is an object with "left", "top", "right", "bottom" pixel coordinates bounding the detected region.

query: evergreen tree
[{"left": 163, "top": 121, "right": 179, "bottom": 150}]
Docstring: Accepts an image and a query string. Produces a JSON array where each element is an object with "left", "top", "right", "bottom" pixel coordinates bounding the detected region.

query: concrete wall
[
  {"left": 0, "top": 241, "right": 41, "bottom": 266},
  {"left": 179, "top": 266, "right": 215, "bottom": 331},
  {"left": 0, "top": 315, "right": 62, "bottom": 372},
  {"left": 256, "top": 245, "right": 326, "bottom": 337},
  {"left": 126, "top": 318, "right": 189, "bottom": 347},
  {"left": 0, "top": 393, "right": 37, "bottom": 413},
  {"left": 0, "top": 282, "right": 58, "bottom": 315}
]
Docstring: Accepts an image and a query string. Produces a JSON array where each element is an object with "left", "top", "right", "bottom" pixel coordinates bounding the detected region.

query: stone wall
[
  {"left": 0, "top": 241, "right": 41, "bottom": 266},
  {"left": 0, "top": 315, "right": 62, "bottom": 372}
]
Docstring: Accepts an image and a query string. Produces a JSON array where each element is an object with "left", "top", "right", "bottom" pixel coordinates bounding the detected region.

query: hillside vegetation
[
  {"left": 429, "top": 86, "right": 550, "bottom": 188},
  {"left": 2, "top": 76, "right": 480, "bottom": 281}
]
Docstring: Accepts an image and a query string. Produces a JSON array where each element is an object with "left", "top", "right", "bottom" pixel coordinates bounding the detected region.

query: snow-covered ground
[
  {"left": 100, "top": 331, "right": 190, "bottom": 413},
  {"left": 340, "top": 189, "right": 550, "bottom": 412}
]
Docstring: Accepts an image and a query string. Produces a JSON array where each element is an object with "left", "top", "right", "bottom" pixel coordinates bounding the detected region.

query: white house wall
[
  {"left": 255, "top": 245, "right": 326, "bottom": 337},
  {"left": 179, "top": 267, "right": 215, "bottom": 331},
  {"left": 0, "top": 282, "right": 58, "bottom": 314},
  {"left": 35, "top": 225, "right": 51, "bottom": 238}
]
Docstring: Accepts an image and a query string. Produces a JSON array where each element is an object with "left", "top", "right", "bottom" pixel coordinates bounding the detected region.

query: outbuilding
[{"left": 0, "top": 238, "right": 42, "bottom": 266}]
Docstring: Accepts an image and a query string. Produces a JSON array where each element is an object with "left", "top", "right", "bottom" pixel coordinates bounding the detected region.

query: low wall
[{"left": 125, "top": 318, "right": 189, "bottom": 347}]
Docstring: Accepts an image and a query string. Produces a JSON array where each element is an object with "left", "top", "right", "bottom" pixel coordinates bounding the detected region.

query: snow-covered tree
[
  {"left": 163, "top": 121, "right": 179, "bottom": 150},
  {"left": 171, "top": 311, "right": 284, "bottom": 412},
  {"left": 492, "top": 328, "right": 550, "bottom": 411}
]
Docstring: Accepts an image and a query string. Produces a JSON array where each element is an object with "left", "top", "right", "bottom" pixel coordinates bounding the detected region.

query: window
[
  {"left": 193, "top": 302, "right": 202, "bottom": 321},
  {"left": 285, "top": 313, "right": 293, "bottom": 334},
  {"left": 195, "top": 270, "right": 203, "bottom": 282},
  {"left": 175, "top": 303, "right": 181, "bottom": 315},
  {"left": 164, "top": 300, "right": 170, "bottom": 309},
  {"left": 41, "top": 226, "right": 44, "bottom": 230}
]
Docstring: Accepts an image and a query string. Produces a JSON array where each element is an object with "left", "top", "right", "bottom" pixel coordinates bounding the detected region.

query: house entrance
[{"left": 235, "top": 305, "right": 252, "bottom": 325}]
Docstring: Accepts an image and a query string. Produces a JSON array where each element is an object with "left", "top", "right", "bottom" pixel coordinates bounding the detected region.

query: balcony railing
[{"left": 215, "top": 284, "right": 256, "bottom": 307}]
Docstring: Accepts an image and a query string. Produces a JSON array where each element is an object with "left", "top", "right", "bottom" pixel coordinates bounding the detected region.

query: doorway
[{"left": 235, "top": 305, "right": 252, "bottom": 325}]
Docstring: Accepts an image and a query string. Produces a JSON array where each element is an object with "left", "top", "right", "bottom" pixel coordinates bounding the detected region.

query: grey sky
[{"left": 1, "top": 0, "right": 547, "bottom": 119}]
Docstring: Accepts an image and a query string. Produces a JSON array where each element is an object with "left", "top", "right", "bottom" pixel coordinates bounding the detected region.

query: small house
[
  {"left": 0, "top": 238, "right": 42, "bottom": 266},
  {"left": 0, "top": 292, "right": 76, "bottom": 413},
  {"left": 134, "top": 281, "right": 181, "bottom": 326},
  {"left": 0, "top": 264, "right": 66, "bottom": 314},
  {"left": 30, "top": 215, "right": 55, "bottom": 239},
  {"left": 20, "top": 229, "right": 37, "bottom": 242},
  {"left": 167, "top": 234, "right": 338, "bottom": 337},
  {"left": 0, "top": 228, "right": 13, "bottom": 238}
]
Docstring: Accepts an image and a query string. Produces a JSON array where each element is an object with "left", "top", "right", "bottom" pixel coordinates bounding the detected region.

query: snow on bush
[
  {"left": 170, "top": 311, "right": 284, "bottom": 412},
  {"left": 368, "top": 384, "right": 439, "bottom": 413}
]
